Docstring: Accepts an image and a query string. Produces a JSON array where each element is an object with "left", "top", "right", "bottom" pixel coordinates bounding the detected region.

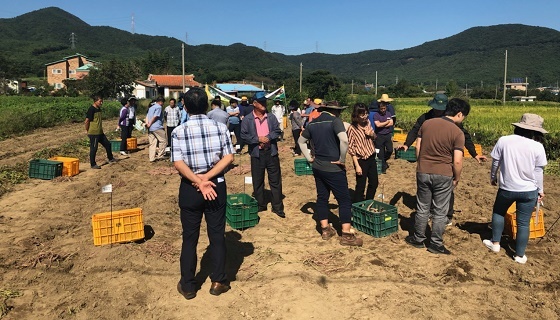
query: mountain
[{"left": 2, "top": 7, "right": 560, "bottom": 86}]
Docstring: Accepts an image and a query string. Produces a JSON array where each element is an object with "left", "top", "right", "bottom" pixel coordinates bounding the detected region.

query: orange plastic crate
[
  {"left": 127, "top": 137, "right": 137, "bottom": 150},
  {"left": 393, "top": 133, "right": 407, "bottom": 143},
  {"left": 504, "top": 203, "right": 545, "bottom": 239},
  {"left": 464, "top": 144, "right": 483, "bottom": 157},
  {"left": 92, "top": 208, "right": 144, "bottom": 246},
  {"left": 49, "top": 156, "right": 79, "bottom": 177}
]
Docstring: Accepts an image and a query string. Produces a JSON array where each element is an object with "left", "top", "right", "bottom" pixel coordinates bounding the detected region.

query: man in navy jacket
[{"left": 241, "top": 92, "right": 285, "bottom": 218}]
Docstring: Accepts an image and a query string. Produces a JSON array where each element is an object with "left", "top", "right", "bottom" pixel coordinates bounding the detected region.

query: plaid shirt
[
  {"left": 171, "top": 114, "right": 234, "bottom": 174},
  {"left": 165, "top": 106, "right": 181, "bottom": 127}
]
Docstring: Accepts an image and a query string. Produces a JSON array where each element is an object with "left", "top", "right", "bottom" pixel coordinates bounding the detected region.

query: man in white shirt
[{"left": 271, "top": 99, "right": 285, "bottom": 141}]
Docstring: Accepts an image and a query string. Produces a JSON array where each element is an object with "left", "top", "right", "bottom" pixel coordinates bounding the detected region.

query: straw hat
[
  {"left": 512, "top": 113, "right": 548, "bottom": 134},
  {"left": 377, "top": 94, "right": 394, "bottom": 103}
]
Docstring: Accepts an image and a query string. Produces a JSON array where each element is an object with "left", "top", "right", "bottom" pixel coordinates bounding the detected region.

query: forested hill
[{"left": 2, "top": 7, "right": 560, "bottom": 86}]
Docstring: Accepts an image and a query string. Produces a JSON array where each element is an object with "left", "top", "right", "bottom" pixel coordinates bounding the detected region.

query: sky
[{"left": 2, "top": 0, "right": 560, "bottom": 55}]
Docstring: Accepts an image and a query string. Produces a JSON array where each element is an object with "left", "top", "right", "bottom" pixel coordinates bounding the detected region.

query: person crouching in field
[
  {"left": 405, "top": 98, "right": 469, "bottom": 255},
  {"left": 172, "top": 87, "right": 234, "bottom": 299},
  {"left": 347, "top": 103, "right": 378, "bottom": 203},
  {"left": 483, "top": 113, "right": 547, "bottom": 264},
  {"left": 84, "top": 95, "right": 117, "bottom": 169}
]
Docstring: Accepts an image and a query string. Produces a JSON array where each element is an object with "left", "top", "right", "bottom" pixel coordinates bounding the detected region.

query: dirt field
[{"left": 1, "top": 123, "right": 559, "bottom": 320}]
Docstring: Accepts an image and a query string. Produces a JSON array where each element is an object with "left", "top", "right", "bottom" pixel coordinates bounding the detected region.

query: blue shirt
[
  {"left": 170, "top": 114, "right": 234, "bottom": 174},
  {"left": 147, "top": 103, "right": 164, "bottom": 132},
  {"left": 207, "top": 107, "right": 229, "bottom": 125},
  {"left": 180, "top": 109, "right": 189, "bottom": 124},
  {"left": 226, "top": 106, "right": 240, "bottom": 125}
]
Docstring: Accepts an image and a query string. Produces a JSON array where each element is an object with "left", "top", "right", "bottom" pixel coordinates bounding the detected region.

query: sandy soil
[{"left": 1, "top": 123, "right": 559, "bottom": 320}]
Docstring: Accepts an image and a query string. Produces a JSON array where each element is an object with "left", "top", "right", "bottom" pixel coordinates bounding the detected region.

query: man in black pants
[
  {"left": 373, "top": 96, "right": 394, "bottom": 174},
  {"left": 171, "top": 88, "right": 234, "bottom": 300},
  {"left": 240, "top": 92, "right": 285, "bottom": 218},
  {"left": 298, "top": 101, "right": 363, "bottom": 246}
]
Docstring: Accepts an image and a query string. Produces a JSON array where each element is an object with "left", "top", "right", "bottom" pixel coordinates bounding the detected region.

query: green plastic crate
[
  {"left": 351, "top": 200, "right": 398, "bottom": 238},
  {"left": 29, "top": 159, "right": 63, "bottom": 180},
  {"left": 395, "top": 146, "right": 417, "bottom": 162},
  {"left": 110, "top": 140, "right": 121, "bottom": 152},
  {"left": 294, "top": 158, "right": 313, "bottom": 176},
  {"left": 226, "top": 193, "right": 259, "bottom": 229}
]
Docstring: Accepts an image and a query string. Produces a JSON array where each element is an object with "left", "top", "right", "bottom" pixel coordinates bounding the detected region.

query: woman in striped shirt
[{"left": 347, "top": 103, "right": 379, "bottom": 203}]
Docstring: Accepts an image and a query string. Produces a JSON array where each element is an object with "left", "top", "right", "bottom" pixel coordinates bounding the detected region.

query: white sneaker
[
  {"left": 120, "top": 151, "right": 129, "bottom": 156},
  {"left": 164, "top": 147, "right": 171, "bottom": 153},
  {"left": 513, "top": 255, "right": 527, "bottom": 264},
  {"left": 483, "top": 239, "right": 500, "bottom": 253}
]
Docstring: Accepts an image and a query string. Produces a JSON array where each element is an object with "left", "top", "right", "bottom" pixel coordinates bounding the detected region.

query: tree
[
  {"left": 303, "top": 70, "right": 341, "bottom": 99},
  {"left": 85, "top": 59, "right": 141, "bottom": 98},
  {"left": 445, "top": 80, "right": 459, "bottom": 97}
]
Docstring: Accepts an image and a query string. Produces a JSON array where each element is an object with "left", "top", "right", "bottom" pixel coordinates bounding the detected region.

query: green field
[
  {"left": 0, "top": 96, "right": 122, "bottom": 139},
  {"left": 1, "top": 95, "right": 558, "bottom": 159}
]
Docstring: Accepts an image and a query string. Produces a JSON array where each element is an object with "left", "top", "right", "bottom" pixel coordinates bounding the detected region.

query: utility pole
[
  {"left": 69, "top": 33, "right": 76, "bottom": 49},
  {"left": 465, "top": 83, "right": 468, "bottom": 99},
  {"left": 351, "top": 80, "right": 354, "bottom": 95},
  {"left": 495, "top": 84, "right": 498, "bottom": 100},
  {"left": 502, "top": 50, "right": 508, "bottom": 105},
  {"left": 395, "top": 75, "right": 398, "bottom": 85},
  {"left": 315, "top": 41, "right": 318, "bottom": 53},
  {"left": 435, "top": 78, "right": 438, "bottom": 92},
  {"left": 299, "top": 63, "right": 302, "bottom": 93},
  {"left": 182, "top": 43, "right": 185, "bottom": 92},
  {"left": 525, "top": 76, "right": 528, "bottom": 97},
  {"left": 375, "top": 71, "right": 378, "bottom": 97}
]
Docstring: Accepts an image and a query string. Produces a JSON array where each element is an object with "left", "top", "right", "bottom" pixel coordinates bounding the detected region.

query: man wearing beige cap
[{"left": 373, "top": 94, "right": 395, "bottom": 174}]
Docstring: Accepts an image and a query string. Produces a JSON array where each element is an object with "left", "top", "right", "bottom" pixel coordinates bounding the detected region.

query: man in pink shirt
[{"left": 240, "top": 92, "right": 285, "bottom": 218}]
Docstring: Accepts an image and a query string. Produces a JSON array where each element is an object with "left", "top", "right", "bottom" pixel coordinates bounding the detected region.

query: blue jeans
[
  {"left": 491, "top": 188, "right": 538, "bottom": 257},
  {"left": 413, "top": 173, "right": 454, "bottom": 247}
]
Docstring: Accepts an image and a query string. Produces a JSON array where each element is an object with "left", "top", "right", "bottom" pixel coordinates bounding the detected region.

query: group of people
[{"left": 84, "top": 88, "right": 548, "bottom": 301}]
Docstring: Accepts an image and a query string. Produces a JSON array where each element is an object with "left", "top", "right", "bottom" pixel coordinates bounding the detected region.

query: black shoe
[
  {"left": 177, "top": 282, "right": 196, "bottom": 300},
  {"left": 405, "top": 235, "right": 425, "bottom": 248},
  {"left": 108, "top": 158, "right": 118, "bottom": 163},
  {"left": 272, "top": 210, "right": 286, "bottom": 218},
  {"left": 209, "top": 282, "right": 230, "bottom": 296},
  {"left": 91, "top": 165, "right": 101, "bottom": 169},
  {"left": 258, "top": 206, "right": 267, "bottom": 212},
  {"left": 427, "top": 244, "right": 451, "bottom": 255}
]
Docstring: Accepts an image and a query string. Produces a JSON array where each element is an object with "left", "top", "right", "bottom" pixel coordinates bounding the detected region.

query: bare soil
[{"left": 1, "top": 123, "right": 559, "bottom": 320}]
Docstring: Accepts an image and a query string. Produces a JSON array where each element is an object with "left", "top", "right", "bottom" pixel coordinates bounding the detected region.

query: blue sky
[{"left": 2, "top": 0, "right": 560, "bottom": 55}]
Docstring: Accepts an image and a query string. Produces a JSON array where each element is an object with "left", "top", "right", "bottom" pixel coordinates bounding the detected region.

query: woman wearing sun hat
[{"left": 483, "top": 113, "right": 548, "bottom": 264}]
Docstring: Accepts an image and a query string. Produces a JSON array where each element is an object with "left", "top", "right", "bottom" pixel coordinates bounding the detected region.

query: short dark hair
[
  {"left": 230, "top": 98, "right": 238, "bottom": 104},
  {"left": 351, "top": 103, "right": 368, "bottom": 126},
  {"left": 445, "top": 98, "right": 470, "bottom": 117},
  {"left": 156, "top": 96, "right": 165, "bottom": 102},
  {"left": 169, "top": 98, "right": 176, "bottom": 103},
  {"left": 184, "top": 88, "right": 208, "bottom": 115},
  {"left": 92, "top": 95, "right": 102, "bottom": 102},
  {"left": 211, "top": 99, "right": 222, "bottom": 107},
  {"left": 120, "top": 98, "right": 128, "bottom": 105}
]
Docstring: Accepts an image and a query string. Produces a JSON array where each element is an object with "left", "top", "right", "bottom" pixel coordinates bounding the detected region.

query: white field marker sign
[{"left": 102, "top": 184, "right": 113, "bottom": 193}]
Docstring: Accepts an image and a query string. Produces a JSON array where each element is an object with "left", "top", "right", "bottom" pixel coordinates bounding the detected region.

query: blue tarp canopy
[{"left": 216, "top": 83, "right": 263, "bottom": 92}]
